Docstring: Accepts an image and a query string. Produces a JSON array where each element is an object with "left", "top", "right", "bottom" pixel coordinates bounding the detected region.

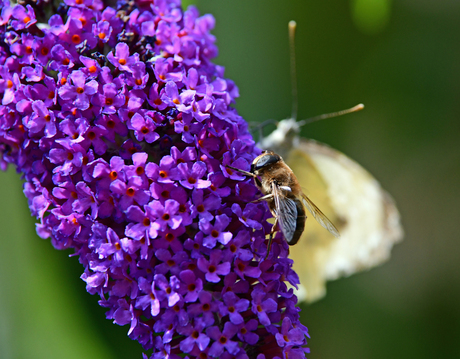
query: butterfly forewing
[{"left": 283, "top": 139, "right": 403, "bottom": 302}]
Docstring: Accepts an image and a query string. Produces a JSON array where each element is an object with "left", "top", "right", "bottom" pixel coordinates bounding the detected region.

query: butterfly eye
[{"left": 253, "top": 153, "right": 281, "bottom": 171}]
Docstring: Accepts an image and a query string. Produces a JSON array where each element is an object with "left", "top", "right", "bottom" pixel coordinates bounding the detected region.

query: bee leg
[
  {"left": 264, "top": 218, "right": 278, "bottom": 260},
  {"left": 251, "top": 194, "right": 274, "bottom": 203},
  {"left": 226, "top": 166, "right": 255, "bottom": 178}
]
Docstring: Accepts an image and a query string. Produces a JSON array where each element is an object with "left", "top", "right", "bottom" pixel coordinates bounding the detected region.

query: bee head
[{"left": 251, "top": 151, "right": 282, "bottom": 173}]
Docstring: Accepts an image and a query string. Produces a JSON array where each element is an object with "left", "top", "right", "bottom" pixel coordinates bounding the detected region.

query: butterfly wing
[{"left": 285, "top": 139, "right": 403, "bottom": 302}]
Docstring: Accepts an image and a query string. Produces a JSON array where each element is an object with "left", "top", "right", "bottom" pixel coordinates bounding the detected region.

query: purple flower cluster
[{"left": 0, "top": 0, "right": 309, "bottom": 358}]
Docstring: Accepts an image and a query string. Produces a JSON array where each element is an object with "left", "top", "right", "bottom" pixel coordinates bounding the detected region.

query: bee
[{"left": 228, "top": 150, "right": 340, "bottom": 258}]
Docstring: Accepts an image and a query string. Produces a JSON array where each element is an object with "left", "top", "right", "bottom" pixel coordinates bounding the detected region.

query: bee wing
[
  {"left": 272, "top": 182, "right": 298, "bottom": 244},
  {"left": 301, "top": 193, "right": 340, "bottom": 238}
]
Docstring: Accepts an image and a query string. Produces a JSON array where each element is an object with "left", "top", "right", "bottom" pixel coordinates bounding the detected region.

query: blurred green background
[{"left": 1, "top": 0, "right": 459, "bottom": 358}]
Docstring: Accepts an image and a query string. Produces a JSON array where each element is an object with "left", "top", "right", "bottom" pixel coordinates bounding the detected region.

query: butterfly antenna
[
  {"left": 298, "top": 103, "right": 365, "bottom": 126},
  {"left": 289, "top": 20, "right": 298, "bottom": 121}
]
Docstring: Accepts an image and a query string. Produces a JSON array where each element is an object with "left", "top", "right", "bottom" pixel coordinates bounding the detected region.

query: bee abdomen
[{"left": 289, "top": 199, "right": 306, "bottom": 245}]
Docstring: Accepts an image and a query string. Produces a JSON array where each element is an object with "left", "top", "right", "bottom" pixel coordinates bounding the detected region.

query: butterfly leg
[{"left": 264, "top": 218, "right": 278, "bottom": 260}]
